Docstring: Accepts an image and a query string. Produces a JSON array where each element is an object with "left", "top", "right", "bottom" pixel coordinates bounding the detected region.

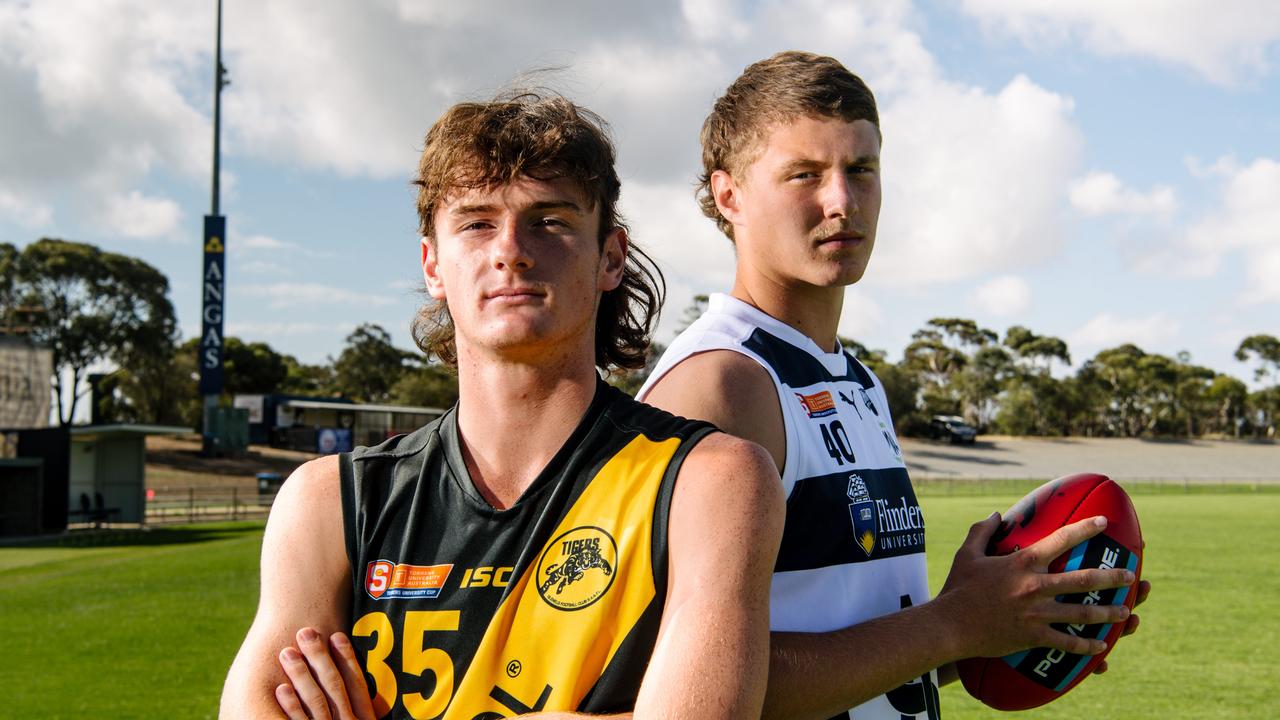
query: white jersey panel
[{"left": 640, "top": 294, "right": 940, "bottom": 720}]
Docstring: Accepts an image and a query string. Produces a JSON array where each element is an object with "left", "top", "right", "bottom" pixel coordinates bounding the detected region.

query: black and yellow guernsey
[{"left": 339, "top": 380, "right": 716, "bottom": 720}]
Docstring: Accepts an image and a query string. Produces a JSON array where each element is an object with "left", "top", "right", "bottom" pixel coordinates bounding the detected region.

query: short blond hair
[{"left": 698, "top": 51, "right": 880, "bottom": 240}]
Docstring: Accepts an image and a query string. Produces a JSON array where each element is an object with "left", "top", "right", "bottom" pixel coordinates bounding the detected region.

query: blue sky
[{"left": 1, "top": 0, "right": 1277, "bottom": 387}]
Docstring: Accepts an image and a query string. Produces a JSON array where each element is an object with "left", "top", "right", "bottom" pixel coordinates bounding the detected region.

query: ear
[
  {"left": 421, "top": 236, "right": 446, "bottom": 300},
  {"left": 598, "top": 226, "right": 628, "bottom": 293},
  {"left": 710, "top": 169, "right": 745, "bottom": 228}
]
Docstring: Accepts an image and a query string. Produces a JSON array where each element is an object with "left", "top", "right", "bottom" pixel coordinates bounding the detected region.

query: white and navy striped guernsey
[{"left": 639, "top": 293, "right": 940, "bottom": 720}]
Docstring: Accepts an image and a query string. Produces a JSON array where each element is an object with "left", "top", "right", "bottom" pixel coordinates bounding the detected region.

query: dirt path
[
  {"left": 145, "top": 435, "right": 316, "bottom": 491},
  {"left": 901, "top": 436, "right": 1279, "bottom": 481}
]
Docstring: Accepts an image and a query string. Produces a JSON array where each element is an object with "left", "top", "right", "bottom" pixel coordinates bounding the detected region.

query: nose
[
  {"left": 491, "top": 221, "right": 534, "bottom": 272},
  {"left": 820, "top": 172, "right": 857, "bottom": 220}
]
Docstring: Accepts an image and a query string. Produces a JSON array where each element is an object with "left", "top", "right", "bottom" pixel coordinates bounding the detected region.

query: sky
[{"left": 1, "top": 0, "right": 1278, "bottom": 387}]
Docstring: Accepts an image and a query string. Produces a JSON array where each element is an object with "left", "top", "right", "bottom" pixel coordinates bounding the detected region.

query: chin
[{"left": 804, "top": 264, "right": 869, "bottom": 289}]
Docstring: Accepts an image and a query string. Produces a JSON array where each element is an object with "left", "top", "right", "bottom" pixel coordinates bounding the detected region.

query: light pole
[{"left": 199, "top": 0, "right": 230, "bottom": 454}]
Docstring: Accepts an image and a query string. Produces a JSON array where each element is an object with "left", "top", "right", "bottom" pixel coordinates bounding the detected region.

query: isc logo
[{"left": 459, "top": 566, "right": 514, "bottom": 589}]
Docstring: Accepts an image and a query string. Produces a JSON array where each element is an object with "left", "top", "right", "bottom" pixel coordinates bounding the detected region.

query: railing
[
  {"left": 145, "top": 486, "right": 278, "bottom": 525},
  {"left": 138, "top": 475, "right": 1280, "bottom": 528}
]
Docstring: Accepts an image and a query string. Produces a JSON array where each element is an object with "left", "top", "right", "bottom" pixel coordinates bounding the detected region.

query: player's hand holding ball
[{"left": 936, "top": 473, "right": 1147, "bottom": 710}]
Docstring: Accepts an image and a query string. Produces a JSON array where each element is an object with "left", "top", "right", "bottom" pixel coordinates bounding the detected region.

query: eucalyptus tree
[{"left": 15, "top": 238, "right": 178, "bottom": 425}]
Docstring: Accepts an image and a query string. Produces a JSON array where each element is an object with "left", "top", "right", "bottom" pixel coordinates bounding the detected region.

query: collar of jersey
[
  {"left": 708, "top": 293, "right": 851, "bottom": 377},
  {"left": 438, "top": 377, "right": 616, "bottom": 515}
]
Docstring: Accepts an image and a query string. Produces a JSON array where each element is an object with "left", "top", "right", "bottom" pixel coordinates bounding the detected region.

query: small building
[
  {"left": 69, "top": 424, "right": 190, "bottom": 525},
  {"left": 234, "top": 394, "right": 445, "bottom": 452}
]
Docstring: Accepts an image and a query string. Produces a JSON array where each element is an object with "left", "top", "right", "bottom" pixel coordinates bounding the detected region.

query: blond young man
[
  {"left": 220, "top": 93, "right": 783, "bottom": 720},
  {"left": 639, "top": 52, "right": 1148, "bottom": 720}
]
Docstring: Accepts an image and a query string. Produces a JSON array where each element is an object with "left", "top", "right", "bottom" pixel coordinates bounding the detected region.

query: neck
[
  {"left": 730, "top": 268, "right": 845, "bottom": 353},
  {"left": 453, "top": 341, "right": 600, "bottom": 509}
]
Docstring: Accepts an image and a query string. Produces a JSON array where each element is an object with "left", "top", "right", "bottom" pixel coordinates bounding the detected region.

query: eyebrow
[
  {"left": 778, "top": 155, "right": 880, "bottom": 174},
  {"left": 448, "top": 200, "right": 586, "bottom": 217}
]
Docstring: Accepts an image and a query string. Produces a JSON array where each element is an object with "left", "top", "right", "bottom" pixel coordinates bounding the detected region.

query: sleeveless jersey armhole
[
  {"left": 644, "top": 345, "right": 798, "bottom": 497},
  {"left": 649, "top": 423, "right": 718, "bottom": 598},
  {"left": 337, "top": 450, "right": 360, "bottom": 603}
]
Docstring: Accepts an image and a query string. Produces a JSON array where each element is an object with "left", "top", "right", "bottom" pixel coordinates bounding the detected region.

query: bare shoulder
[
  {"left": 646, "top": 349, "right": 775, "bottom": 416},
  {"left": 645, "top": 350, "right": 786, "bottom": 470},
  {"left": 682, "top": 432, "right": 776, "bottom": 489},
  {"left": 675, "top": 432, "right": 784, "bottom": 529},
  {"left": 262, "top": 453, "right": 347, "bottom": 586},
  {"left": 260, "top": 453, "right": 347, "bottom": 594},
  {"left": 273, "top": 453, "right": 343, "bottom": 510}
]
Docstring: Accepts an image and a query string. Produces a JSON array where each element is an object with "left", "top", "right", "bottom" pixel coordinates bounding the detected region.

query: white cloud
[
  {"left": 221, "top": 0, "right": 676, "bottom": 179},
  {"left": 0, "top": 0, "right": 209, "bottom": 203},
  {"left": 1241, "top": 243, "right": 1280, "bottom": 305},
  {"left": 236, "top": 259, "right": 291, "bottom": 275},
  {"left": 619, "top": 180, "right": 737, "bottom": 341},
  {"left": 0, "top": 190, "right": 52, "bottom": 228},
  {"left": 973, "top": 275, "right": 1031, "bottom": 316},
  {"left": 1069, "top": 172, "right": 1176, "bottom": 218},
  {"left": 226, "top": 320, "right": 352, "bottom": 338},
  {"left": 682, "top": 0, "right": 750, "bottom": 42},
  {"left": 1068, "top": 312, "right": 1180, "bottom": 353},
  {"left": 98, "top": 191, "right": 183, "bottom": 239},
  {"left": 236, "top": 232, "right": 336, "bottom": 260},
  {"left": 240, "top": 234, "right": 296, "bottom": 252},
  {"left": 1141, "top": 157, "right": 1280, "bottom": 305},
  {"left": 960, "top": 0, "right": 1280, "bottom": 84},
  {"left": 871, "top": 74, "right": 1083, "bottom": 286},
  {"left": 838, "top": 286, "right": 884, "bottom": 343},
  {"left": 239, "top": 282, "right": 396, "bottom": 309}
]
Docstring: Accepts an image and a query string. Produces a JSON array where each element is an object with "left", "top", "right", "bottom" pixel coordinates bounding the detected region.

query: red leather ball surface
[{"left": 956, "top": 473, "right": 1143, "bottom": 711}]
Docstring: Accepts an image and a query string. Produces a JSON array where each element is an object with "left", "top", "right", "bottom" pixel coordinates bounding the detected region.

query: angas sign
[{"left": 199, "top": 215, "right": 226, "bottom": 395}]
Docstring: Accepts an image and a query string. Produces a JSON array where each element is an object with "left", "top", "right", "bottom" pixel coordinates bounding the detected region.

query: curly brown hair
[
  {"left": 698, "top": 51, "right": 881, "bottom": 240},
  {"left": 410, "top": 92, "right": 663, "bottom": 371}
]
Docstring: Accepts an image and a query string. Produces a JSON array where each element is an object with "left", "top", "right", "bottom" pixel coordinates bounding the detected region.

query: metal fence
[
  {"left": 136, "top": 475, "right": 1280, "bottom": 528},
  {"left": 145, "top": 486, "right": 278, "bottom": 525}
]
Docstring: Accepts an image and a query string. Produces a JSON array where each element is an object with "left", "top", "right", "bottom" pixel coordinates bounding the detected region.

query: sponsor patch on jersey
[
  {"left": 536, "top": 526, "right": 618, "bottom": 611},
  {"left": 859, "top": 387, "right": 879, "bottom": 416},
  {"left": 847, "top": 474, "right": 877, "bottom": 556},
  {"left": 364, "top": 560, "right": 452, "bottom": 600},
  {"left": 881, "top": 422, "right": 902, "bottom": 457},
  {"left": 796, "top": 390, "right": 837, "bottom": 418}
]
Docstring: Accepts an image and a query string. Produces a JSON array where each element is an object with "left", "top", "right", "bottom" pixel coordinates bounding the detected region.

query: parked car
[{"left": 930, "top": 415, "right": 978, "bottom": 444}]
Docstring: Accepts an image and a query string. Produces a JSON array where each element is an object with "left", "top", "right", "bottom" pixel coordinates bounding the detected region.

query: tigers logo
[{"left": 536, "top": 526, "right": 618, "bottom": 611}]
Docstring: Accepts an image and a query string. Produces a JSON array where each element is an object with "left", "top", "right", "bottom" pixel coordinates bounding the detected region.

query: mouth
[
  {"left": 484, "top": 286, "right": 546, "bottom": 304},
  {"left": 815, "top": 230, "right": 866, "bottom": 248}
]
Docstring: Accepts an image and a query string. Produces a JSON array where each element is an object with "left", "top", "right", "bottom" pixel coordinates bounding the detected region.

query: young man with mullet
[
  {"left": 640, "top": 51, "right": 1148, "bottom": 720},
  {"left": 220, "top": 93, "right": 783, "bottom": 720}
]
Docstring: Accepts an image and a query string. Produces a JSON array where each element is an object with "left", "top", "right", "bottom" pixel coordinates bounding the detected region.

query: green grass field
[
  {"left": 2, "top": 492, "right": 1276, "bottom": 719},
  {"left": 926, "top": 492, "right": 1280, "bottom": 719},
  {"left": 0, "top": 523, "right": 264, "bottom": 720}
]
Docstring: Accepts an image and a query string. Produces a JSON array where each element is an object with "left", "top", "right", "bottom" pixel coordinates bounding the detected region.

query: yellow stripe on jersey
[{"left": 443, "top": 434, "right": 681, "bottom": 718}]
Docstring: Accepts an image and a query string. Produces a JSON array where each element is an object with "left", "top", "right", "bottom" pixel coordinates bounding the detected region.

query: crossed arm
[
  {"left": 221, "top": 433, "right": 785, "bottom": 720},
  {"left": 220, "top": 454, "right": 353, "bottom": 719},
  {"left": 642, "top": 349, "right": 1149, "bottom": 720}
]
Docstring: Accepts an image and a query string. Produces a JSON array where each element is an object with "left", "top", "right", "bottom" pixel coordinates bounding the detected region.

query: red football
[{"left": 956, "top": 473, "right": 1143, "bottom": 711}]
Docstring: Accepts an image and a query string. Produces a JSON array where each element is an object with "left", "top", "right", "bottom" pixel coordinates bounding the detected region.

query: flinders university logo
[
  {"left": 537, "top": 526, "right": 618, "bottom": 611},
  {"left": 846, "top": 475, "right": 877, "bottom": 556}
]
